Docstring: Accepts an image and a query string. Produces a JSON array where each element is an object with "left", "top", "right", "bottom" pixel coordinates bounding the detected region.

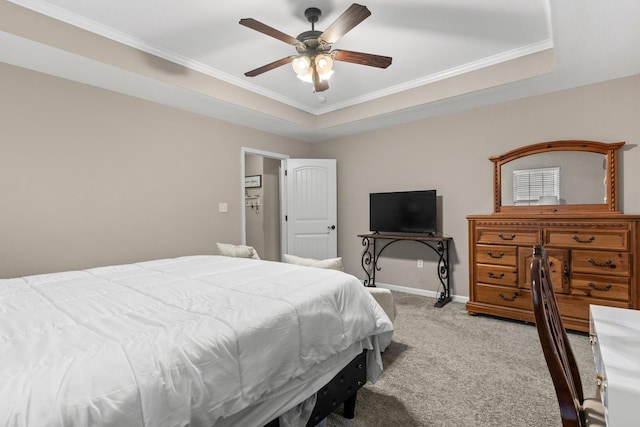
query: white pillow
[
  {"left": 216, "top": 243, "right": 261, "bottom": 259},
  {"left": 282, "top": 254, "right": 343, "bottom": 271}
]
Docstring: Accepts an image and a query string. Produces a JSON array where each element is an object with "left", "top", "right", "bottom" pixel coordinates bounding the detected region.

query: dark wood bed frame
[{"left": 264, "top": 350, "right": 368, "bottom": 427}]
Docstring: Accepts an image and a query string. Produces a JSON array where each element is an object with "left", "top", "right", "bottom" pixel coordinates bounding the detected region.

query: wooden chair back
[{"left": 530, "top": 245, "right": 586, "bottom": 427}]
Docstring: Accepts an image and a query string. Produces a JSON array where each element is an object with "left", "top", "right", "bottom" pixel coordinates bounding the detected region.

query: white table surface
[{"left": 590, "top": 304, "right": 640, "bottom": 427}]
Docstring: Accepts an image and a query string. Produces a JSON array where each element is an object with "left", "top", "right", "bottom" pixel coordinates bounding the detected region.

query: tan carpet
[{"left": 326, "top": 292, "right": 595, "bottom": 427}]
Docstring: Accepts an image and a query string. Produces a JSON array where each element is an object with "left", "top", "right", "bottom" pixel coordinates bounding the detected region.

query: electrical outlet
[
  {"left": 218, "top": 203, "right": 228, "bottom": 213},
  {"left": 417, "top": 259, "right": 424, "bottom": 268}
]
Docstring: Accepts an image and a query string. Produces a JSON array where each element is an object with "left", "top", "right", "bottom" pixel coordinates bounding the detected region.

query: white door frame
[{"left": 240, "top": 147, "right": 289, "bottom": 248}]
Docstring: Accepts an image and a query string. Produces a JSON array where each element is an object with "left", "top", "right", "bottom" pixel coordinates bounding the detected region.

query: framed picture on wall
[{"left": 245, "top": 175, "right": 262, "bottom": 188}]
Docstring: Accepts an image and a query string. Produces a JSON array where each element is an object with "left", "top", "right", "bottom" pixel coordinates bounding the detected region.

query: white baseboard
[{"left": 373, "top": 282, "right": 469, "bottom": 304}]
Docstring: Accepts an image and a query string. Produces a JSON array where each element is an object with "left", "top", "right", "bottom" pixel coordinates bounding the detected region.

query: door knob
[{"left": 328, "top": 225, "right": 336, "bottom": 230}]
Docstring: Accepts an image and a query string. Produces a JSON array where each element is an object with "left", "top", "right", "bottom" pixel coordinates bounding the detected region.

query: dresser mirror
[{"left": 491, "top": 140, "right": 625, "bottom": 214}]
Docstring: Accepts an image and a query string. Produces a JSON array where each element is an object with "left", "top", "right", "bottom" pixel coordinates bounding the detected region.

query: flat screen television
[{"left": 369, "top": 190, "right": 437, "bottom": 234}]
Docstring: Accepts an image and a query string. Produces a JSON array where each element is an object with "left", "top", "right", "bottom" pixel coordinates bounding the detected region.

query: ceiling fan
[{"left": 239, "top": 3, "right": 392, "bottom": 93}]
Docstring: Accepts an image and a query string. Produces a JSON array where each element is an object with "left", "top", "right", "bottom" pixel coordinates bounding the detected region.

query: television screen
[{"left": 369, "top": 190, "right": 437, "bottom": 234}]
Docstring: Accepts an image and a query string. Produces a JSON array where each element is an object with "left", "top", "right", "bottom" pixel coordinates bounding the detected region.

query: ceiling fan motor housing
[
  {"left": 296, "top": 30, "right": 322, "bottom": 43},
  {"left": 297, "top": 8, "right": 327, "bottom": 52}
]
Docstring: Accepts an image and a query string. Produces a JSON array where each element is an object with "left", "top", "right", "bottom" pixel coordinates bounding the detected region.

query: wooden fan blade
[
  {"left": 333, "top": 49, "right": 392, "bottom": 68},
  {"left": 320, "top": 3, "right": 371, "bottom": 44},
  {"left": 312, "top": 67, "right": 329, "bottom": 93},
  {"left": 244, "top": 56, "right": 296, "bottom": 77},
  {"left": 239, "top": 18, "right": 301, "bottom": 46}
]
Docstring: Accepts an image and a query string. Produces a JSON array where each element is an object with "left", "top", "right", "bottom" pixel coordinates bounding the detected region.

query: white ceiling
[{"left": 2, "top": 0, "right": 640, "bottom": 142}]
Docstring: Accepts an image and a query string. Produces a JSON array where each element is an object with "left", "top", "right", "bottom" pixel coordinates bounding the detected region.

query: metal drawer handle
[
  {"left": 588, "top": 282, "right": 612, "bottom": 291},
  {"left": 487, "top": 272, "right": 505, "bottom": 279},
  {"left": 573, "top": 235, "right": 595, "bottom": 244},
  {"left": 487, "top": 251, "right": 505, "bottom": 259},
  {"left": 587, "top": 258, "right": 614, "bottom": 268},
  {"left": 498, "top": 292, "right": 518, "bottom": 301},
  {"left": 498, "top": 233, "right": 516, "bottom": 241}
]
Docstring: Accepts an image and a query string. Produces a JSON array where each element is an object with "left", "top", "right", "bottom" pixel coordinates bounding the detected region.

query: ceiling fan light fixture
[
  {"left": 296, "top": 68, "right": 313, "bottom": 83},
  {"left": 315, "top": 54, "right": 333, "bottom": 75},
  {"left": 296, "top": 68, "right": 333, "bottom": 83},
  {"left": 292, "top": 56, "right": 311, "bottom": 76},
  {"left": 293, "top": 54, "right": 333, "bottom": 84},
  {"left": 319, "top": 69, "right": 334, "bottom": 81}
]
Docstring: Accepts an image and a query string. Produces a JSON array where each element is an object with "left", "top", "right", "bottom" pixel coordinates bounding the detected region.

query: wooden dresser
[
  {"left": 467, "top": 214, "right": 640, "bottom": 331},
  {"left": 468, "top": 140, "right": 639, "bottom": 332}
]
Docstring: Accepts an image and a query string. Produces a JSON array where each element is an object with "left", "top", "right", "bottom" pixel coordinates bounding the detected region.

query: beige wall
[
  {"left": 2, "top": 59, "right": 639, "bottom": 300},
  {"left": 0, "top": 62, "right": 312, "bottom": 278},
  {"left": 311, "top": 74, "right": 640, "bottom": 298}
]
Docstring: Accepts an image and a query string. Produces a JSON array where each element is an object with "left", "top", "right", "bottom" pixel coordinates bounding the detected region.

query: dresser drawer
[
  {"left": 571, "top": 274, "right": 630, "bottom": 302},
  {"left": 476, "top": 228, "right": 541, "bottom": 246},
  {"left": 475, "top": 245, "right": 517, "bottom": 266},
  {"left": 572, "top": 250, "right": 631, "bottom": 276},
  {"left": 475, "top": 283, "right": 532, "bottom": 311},
  {"left": 545, "top": 229, "right": 628, "bottom": 251},
  {"left": 475, "top": 264, "right": 517, "bottom": 286}
]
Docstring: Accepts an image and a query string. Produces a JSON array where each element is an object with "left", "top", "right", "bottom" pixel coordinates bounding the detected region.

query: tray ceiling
[{"left": 2, "top": 0, "right": 639, "bottom": 141}]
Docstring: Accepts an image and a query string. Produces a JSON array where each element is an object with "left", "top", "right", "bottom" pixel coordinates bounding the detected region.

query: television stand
[{"left": 358, "top": 233, "right": 453, "bottom": 307}]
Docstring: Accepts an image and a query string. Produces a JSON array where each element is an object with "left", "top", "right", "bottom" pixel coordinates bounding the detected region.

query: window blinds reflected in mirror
[{"left": 513, "top": 167, "right": 560, "bottom": 206}]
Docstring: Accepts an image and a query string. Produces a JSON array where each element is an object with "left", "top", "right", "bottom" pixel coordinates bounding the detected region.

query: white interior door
[{"left": 285, "top": 159, "right": 337, "bottom": 259}]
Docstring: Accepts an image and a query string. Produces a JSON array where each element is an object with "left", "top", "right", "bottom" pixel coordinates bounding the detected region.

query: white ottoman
[{"left": 366, "top": 287, "right": 396, "bottom": 322}]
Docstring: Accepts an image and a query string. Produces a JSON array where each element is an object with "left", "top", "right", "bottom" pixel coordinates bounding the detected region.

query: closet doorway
[{"left": 241, "top": 148, "right": 287, "bottom": 262}]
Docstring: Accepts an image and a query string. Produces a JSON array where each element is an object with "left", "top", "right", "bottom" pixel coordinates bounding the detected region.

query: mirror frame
[{"left": 491, "top": 140, "right": 625, "bottom": 214}]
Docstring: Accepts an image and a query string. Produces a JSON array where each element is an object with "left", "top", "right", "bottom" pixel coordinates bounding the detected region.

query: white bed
[{"left": 0, "top": 255, "right": 393, "bottom": 427}]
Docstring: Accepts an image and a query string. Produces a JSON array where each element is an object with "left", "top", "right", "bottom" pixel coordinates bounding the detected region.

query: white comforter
[{"left": 0, "top": 255, "right": 393, "bottom": 427}]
